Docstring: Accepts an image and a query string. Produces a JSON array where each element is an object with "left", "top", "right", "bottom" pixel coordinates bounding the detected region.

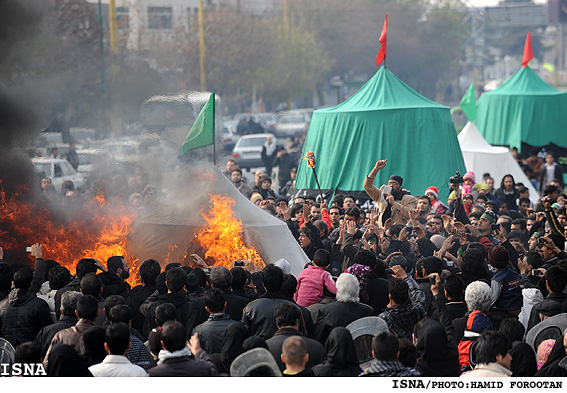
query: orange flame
[
  {"left": 0, "top": 183, "right": 141, "bottom": 287},
  {"left": 196, "top": 194, "right": 265, "bottom": 269}
]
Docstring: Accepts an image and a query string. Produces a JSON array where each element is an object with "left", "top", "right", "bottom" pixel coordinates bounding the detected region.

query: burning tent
[{"left": 126, "top": 167, "right": 309, "bottom": 276}]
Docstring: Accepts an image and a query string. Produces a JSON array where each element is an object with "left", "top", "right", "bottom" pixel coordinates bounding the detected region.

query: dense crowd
[{"left": 1, "top": 138, "right": 567, "bottom": 377}]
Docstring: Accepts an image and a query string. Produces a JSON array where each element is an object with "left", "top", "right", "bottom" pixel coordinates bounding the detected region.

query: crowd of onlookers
[{"left": 3, "top": 136, "right": 567, "bottom": 377}]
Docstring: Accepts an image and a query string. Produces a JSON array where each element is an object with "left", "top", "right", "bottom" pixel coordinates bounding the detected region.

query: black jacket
[
  {"left": 266, "top": 327, "right": 325, "bottom": 372},
  {"left": 35, "top": 315, "right": 79, "bottom": 356},
  {"left": 97, "top": 271, "right": 130, "bottom": 298},
  {"left": 144, "top": 292, "right": 191, "bottom": 338},
  {"left": 241, "top": 291, "right": 300, "bottom": 340},
  {"left": 147, "top": 350, "right": 218, "bottom": 377},
  {"left": 193, "top": 314, "right": 235, "bottom": 355},
  {"left": 0, "top": 289, "right": 53, "bottom": 347},
  {"left": 362, "top": 273, "right": 389, "bottom": 315},
  {"left": 510, "top": 341, "right": 537, "bottom": 377},
  {"left": 126, "top": 285, "right": 156, "bottom": 334},
  {"left": 314, "top": 301, "right": 374, "bottom": 345},
  {"left": 185, "top": 289, "right": 249, "bottom": 339}
]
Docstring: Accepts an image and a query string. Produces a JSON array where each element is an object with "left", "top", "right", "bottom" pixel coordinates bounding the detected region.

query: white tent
[
  {"left": 458, "top": 122, "right": 539, "bottom": 205},
  {"left": 126, "top": 166, "right": 309, "bottom": 276}
]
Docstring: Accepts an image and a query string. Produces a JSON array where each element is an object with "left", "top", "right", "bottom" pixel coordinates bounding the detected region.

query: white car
[
  {"left": 75, "top": 149, "right": 109, "bottom": 175},
  {"left": 32, "top": 158, "right": 85, "bottom": 191},
  {"left": 274, "top": 111, "right": 310, "bottom": 137},
  {"left": 231, "top": 133, "right": 276, "bottom": 171}
]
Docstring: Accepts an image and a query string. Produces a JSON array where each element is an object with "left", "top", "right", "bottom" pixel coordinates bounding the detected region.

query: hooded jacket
[{"left": 0, "top": 288, "right": 52, "bottom": 347}]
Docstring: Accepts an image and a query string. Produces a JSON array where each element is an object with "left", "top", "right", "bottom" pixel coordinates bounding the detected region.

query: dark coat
[
  {"left": 510, "top": 341, "right": 537, "bottom": 377},
  {"left": 266, "top": 327, "right": 325, "bottom": 372},
  {"left": 193, "top": 314, "right": 235, "bottom": 355},
  {"left": 314, "top": 301, "right": 374, "bottom": 345},
  {"left": 126, "top": 285, "right": 156, "bottom": 335},
  {"left": 0, "top": 289, "right": 53, "bottom": 347},
  {"left": 241, "top": 291, "right": 300, "bottom": 340},
  {"left": 35, "top": 315, "right": 79, "bottom": 356},
  {"left": 144, "top": 292, "right": 190, "bottom": 338},
  {"left": 97, "top": 271, "right": 130, "bottom": 298},
  {"left": 147, "top": 350, "right": 218, "bottom": 377},
  {"left": 365, "top": 273, "right": 389, "bottom": 315},
  {"left": 185, "top": 289, "right": 249, "bottom": 339}
]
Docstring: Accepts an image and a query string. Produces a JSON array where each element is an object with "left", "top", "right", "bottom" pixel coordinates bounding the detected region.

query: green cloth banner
[
  {"left": 475, "top": 67, "right": 567, "bottom": 151},
  {"left": 295, "top": 67, "right": 465, "bottom": 202},
  {"left": 460, "top": 83, "right": 476, "bottom": 122},
  {"left": 179, "top": 92, "right": 215, "bottom": 157}
]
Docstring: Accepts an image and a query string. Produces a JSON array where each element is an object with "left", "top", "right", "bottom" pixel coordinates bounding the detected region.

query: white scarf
[{"left": 157, "top": 346, "right": 191, "bottom": 365}]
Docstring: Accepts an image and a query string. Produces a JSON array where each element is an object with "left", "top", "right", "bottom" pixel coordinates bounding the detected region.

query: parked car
[
  {"left": 231, "top": 133, "right": 276, "bottom": 171},
  {"left": 274, "top": 111, "right": 310, "bottom": 137},
  {"left": 32, "top": 157, "right": 85, "bottom": 192},
  {"left": 75, "top": 149, "right": 109, "bottom": 175}
]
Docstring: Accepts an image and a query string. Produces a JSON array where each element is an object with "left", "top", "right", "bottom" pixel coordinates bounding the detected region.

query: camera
[
  {"left": 450, "top": 171, "right": 464, "bottom": 185},
  {"left": 490, "top": 223, "right": 500, "bottom": 232},
  {"left": 538, "top": 237, "right": 546, "bottom": 245},
  {"left": 532, "top": 269, "right": 544, "bottom": 277},
  {"left": 203, "top": 268, "right": 211, "bottom": 274},
  {"left": 234, "top": 260, "right": 245, "bottom": 267},
  {"left": 25, "top": 247, "right": 33, "bottom": 252},
  {"left": 428, "top": 277, "right": 437, "bottom": 285}
]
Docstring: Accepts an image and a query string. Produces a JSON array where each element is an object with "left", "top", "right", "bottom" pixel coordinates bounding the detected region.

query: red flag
[
  {"left": 376, "top": 15, "right": 388, "bottom": 67},
  {"left": 522, "top": 31, "right": 533, "bottom": 68}
]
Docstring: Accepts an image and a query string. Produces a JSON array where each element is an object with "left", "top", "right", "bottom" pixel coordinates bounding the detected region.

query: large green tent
[
  {"left": 295, "top": 67, "right": 466, "bottom": 202},
  {"left": 475, "top": 66, "right": 567, "bottom": 151}
]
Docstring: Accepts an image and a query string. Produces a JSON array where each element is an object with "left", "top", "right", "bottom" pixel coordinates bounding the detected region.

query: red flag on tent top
[
  {"left": 522, "top": 31, "right": 533, "bottom": 67},
  {"left": 376, "top": 15, "right": 388, "bottom": 67}
]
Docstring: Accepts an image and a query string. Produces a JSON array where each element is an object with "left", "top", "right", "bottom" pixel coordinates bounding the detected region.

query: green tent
[
  {"left": 295, "top": 67, "right": 466, "bottom": 202},
  {"left": 475, "top": 66, "right": 567, "bottom": 151}
]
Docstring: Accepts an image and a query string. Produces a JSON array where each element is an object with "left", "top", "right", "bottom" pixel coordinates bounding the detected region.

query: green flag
[
  {"left": 178, "top": 92, "right": 215, "bottom": 157},
  {"left": 460, "top": 83, "right": 476, "bottom": 122}
]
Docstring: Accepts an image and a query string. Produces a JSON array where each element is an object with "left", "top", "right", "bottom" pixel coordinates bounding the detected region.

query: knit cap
[{"left": 488, "top": 245, "right": 509, "bottom": 269}]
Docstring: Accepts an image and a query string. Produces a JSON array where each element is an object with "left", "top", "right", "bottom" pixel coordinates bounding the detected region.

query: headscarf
[
  {"left": 537, "top": 339, "right": 556, "bottom": 370},
  {"left": 415, "top": 318, "right": 460, "bottom": 377},
  {"left": 46, "top": 344, "right": 93, "bottom": 377},
  {"left": 345, "top": 264, "right": 371, "bottom": 303},
  {"left": 312, "top": 327, "right": 361, "bottom": 377}
]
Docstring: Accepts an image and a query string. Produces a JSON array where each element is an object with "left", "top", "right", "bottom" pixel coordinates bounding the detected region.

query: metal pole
[{"left": 199, "top": 0, "right": 206, "bottom": 91}]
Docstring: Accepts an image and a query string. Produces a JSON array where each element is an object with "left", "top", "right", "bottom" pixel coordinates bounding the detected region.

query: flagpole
[{"left": 212, "top": 92, "right": 216, "bottom": 167}]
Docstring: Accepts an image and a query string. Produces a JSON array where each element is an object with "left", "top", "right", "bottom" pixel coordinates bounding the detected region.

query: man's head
[
  {"left": 354, "top": 250, "right": 377, "bottom": 270},
  {"left": 13, "top": 266, "right": 33, "bottom": 290},
  {"left": 416, "top": 196, "right": 431, "bottom": 214},
  {"left": 105, "top": 322, "right": 131, "bottom": 355},
  {"left": 372, "top": 332, "right": 399, "bottom": 361},
  {"left": 204, "top": 287, "right": 226, "bottom": 314},
  {"left": 107, "top": 256, "right": 129, "bottom": 280},
  {"left": 543, "top": 185, "right": 560, "bottom": 201},
  {"left": 518, "top": 198, "right": 531, "bottom": 217},
  {"left": 427, "top": 215, "right": 443, "bottom": 235},
  {"left": 545, "top": 152, "right": 555, "bottom": 165},
  {"left": 388, "top": 176, "right": 403, "bottom": 195},
  {"left": 329, "top": 206, "right": 342, "bottom": 225},
  {"left": 139, "top": 259, "right": 161, "bottom": 287},
  {"left": 485, "top": 177, "right": 494, "bottom": 192},
  {"left": 226, "top": 159, "right": 237, "bottom": 173},
  {"left": 313, "top": 220, "right": 329, "bottom": 239},
  {"left": 209, "top": 266, "right": 232, "bottom": 290},
  {"left": 261, "top": 177, "right": 272, "bottom": 190},
  {"left": 557, "top": 207, "right": 567, "bottom": 229},
  {"left": 299, "top": 226, "right": 313, "bottom": 249},
  {"left": 155, "top": 303, "right": 177, "bottom": 326},
  {"left": 108, "top": 304, "right": 132, "bottom": 325},
  {"left": 281, "top": 336, "right": 308, "bottom": 371},
  {"left": 544, "top": 266, "right": 567, "bottom": 293},
  {"left": 48, "top": 265, "right": 71, "bottom": 291},
  {"left": 478, "top": 210, "right": 497, "bottom": 235},
  {"left": 103, "top": 295, "right": 126, "bottom": 319},
  {"left": 510, "top": 218, "right": 527, "bottom": 234},
  {"left": 275, "top": 303, "right": 300, "bottom": 329},
  {"left": 474, "top": 330, "right": 512, "bottom": 370},
  {"left": 465, "top": 281, "right": 492, "bottom": 312},
  {"left": 77, "top": 294, "right": 99, "bottom": 321},
  {"left": 310, "top": 203, "right": 322, "bottom": 221},
  {"left": 343, "top": 195, "right": 356, "bottom": 209},
  {"left": 262, "top": 264, "right": 284, "bottom": 292},
  {"left": 254, "top": 170, "right": 265, "bottom": 186},
  {"left": 344, "top": 206, "right": 360, "bottom": 223},
  {"left": 60, "top": 291, "right": 83, "bottom": 317},
  {"left": 231, "top": 168, "right": 243, "bottom": 184},
  {"left": 444, "top": 275, "right": 464, "bottom": 301},
  {"left": 421, "top": 256, "right": 443, "bottom": 276},
  {"left": 80, "top": 272, "right": 102, "bottom": 297},
  {"left": 388, "top": 278, "right": 409, "bottom": 306},
  {"left": 165, "top": 267, "right": 188, "bottom": 293},
  {"left": 160, "top": 320, "right": 187, "bottom": 352}
]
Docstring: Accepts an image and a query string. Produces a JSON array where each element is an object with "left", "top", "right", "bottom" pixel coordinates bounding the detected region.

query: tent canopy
[
  {"left": 475, "top": 66, "right": 567, "bottom": 150},
  {"left": 127, "top": 167, "right": 309, "bottom": 277},
  {"left": 295, "top": 67, "right": 466, "bottom": 202},
  {"left": 458, "top": 121, "right": 539, "bottom": 204}
]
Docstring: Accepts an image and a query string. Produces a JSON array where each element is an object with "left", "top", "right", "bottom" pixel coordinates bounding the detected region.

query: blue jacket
[{"left": 492, "top": 268, "right": 522, "bottom": 311}]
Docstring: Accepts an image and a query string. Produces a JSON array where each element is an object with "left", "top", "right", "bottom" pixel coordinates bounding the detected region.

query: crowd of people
[{"left": 2, "top": 134, "right": 567, "bottom": 377}]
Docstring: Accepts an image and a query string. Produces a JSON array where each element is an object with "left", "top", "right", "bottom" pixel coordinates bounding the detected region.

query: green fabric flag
[
  {"left": 460, "top": 83, "right": 476, "bottom": 122},
  {"left": 178, "top": 92, "right": 215, "bottom": 157}
]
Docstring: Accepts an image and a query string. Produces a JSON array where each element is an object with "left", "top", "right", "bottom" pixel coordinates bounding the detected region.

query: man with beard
[
  {"left": 98, "top": 256, "right": 131, "bottom": 298},
  {"left": 364, "top": 159, "right": 417, "bottom": 226},
  {"left": 231, "top": 168, "right": 252, "bottom": 198}
]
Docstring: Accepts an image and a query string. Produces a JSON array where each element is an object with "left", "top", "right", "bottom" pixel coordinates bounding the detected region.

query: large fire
[
  {"left": 196, "top": 194, "right": 265, "bottom": 270},
  {"left": 0, "top": 183, "right": 141, "bottom": 287}
]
